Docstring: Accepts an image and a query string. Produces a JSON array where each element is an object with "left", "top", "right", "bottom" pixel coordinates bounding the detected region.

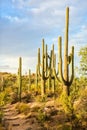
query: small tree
[{"left": 79, "top": 46, "right": 87, "bottom": 76}]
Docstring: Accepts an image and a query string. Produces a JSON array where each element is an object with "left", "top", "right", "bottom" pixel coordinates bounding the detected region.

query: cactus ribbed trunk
[
  {"left": 52, "top": 44, "right": 55, "bottom": 93},
  {"left": 64, "top": 7, "right": 69, "bottom": 95},
  {"left": 28, "top": 69, "right": 31, "bottom": 92},
  {"left": 41, "top": 39, "right": 45, "bottom": 96},
  {"left": 45, "top": 44, "right": 48, "bottom": 76},
  {"left": 52, "top": 78, "right": 55, "bottom": 93},
  {"left": 41, "top": 78, "right": 45, "bottom": 96},
  {"left": 1, "top": 77, "right": 4, "bottom": 91},
  {"left": 38, "top": 48, "right": 40, "bottom": 67},
  {"left": 64, "top": 7, "right": 69, "bottom": 80},
  {"left": 48, "top": 69, "right": 51, "bottom": 92},
  {"left": 36, "top": 65, "right": 38, "bottom": 91},
  {"left": 18, "top": 57, "right": 22, "bottom": 102}
]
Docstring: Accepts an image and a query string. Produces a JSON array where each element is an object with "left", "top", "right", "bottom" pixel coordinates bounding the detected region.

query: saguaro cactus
[
  {"left": 28, "top": 69, "right": 31, "bottom": 92},
  {"left": 18, "top": 57, "right": 22, "bottom": 102},
  {"left": 47, "top": 50, "right": 52, "bottom": 92},
  {"left": 36, "top": 65, "right": 38, "bottom": 91},
  {"left": 58, "top": 7, "right": 74, "bottom": 96},
  {"left": 37, "top": 39, "right": 50, "bottom": 96},
  {"left": 51, "top": 44, "right": 56, "bottom": 93},
  {"left": 0, "top": 77, "right": 4, "bottom": 91},
  {"left": 37, "top": 41, "right": 57, "bottom": 95}
]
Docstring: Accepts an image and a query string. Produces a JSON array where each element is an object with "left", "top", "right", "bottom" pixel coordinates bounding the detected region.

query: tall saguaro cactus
[
  {"left": 18, "top": 57, "right": 22, "bottom": 102},
  {"left": 36, "top": 65, "right": 38, "bottom": 91},
  {"left": 51, "top": 44, "right": 56, "bottom": 93},
  {"left": 28, "top": 69, "right": 31, "bottom": 92},
  {"left": 58, "top": 7, "right": 74, "bottom": 96},
  {"left": 37, "top": 39, "right": 50, "bottom": 96}
]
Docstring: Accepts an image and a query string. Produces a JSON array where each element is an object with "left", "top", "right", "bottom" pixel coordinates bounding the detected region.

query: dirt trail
[
  {"left": 1, "top": 100, "right": 87, "bottom": 130},
  {"left": 1, "top": 102, "right": 52, "bottom": 130}
]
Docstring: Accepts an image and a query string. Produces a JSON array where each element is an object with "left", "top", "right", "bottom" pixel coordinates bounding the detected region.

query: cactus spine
[
  {"left": 58, "top": 7, "right": 74, "bottom": 95},
  {"left": 18, "top": 57, "right": 22, "bottom": 102}
]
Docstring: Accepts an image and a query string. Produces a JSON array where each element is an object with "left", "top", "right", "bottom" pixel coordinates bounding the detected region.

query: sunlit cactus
[
  {"left": 37, "top": 39, "right": 51, "bottom": 96},
  {"left": 36, "top": 7, "right": 74, "bottom": 96},
  {"left": 51, "top": 44, "right": 56, "bottom": 93},
  {"left": 28, "top": 69, "right": 31, "bottom": 92},
  {"left": 58, "top": 7, "right": 74, "bottom": 95},
  {"left": 36, "top": 65, "right": 38, "bottom": 91},
  {"left": 0, "top": 76, "right": 4, "bottom": 91},
  {"left": 18, "top": 57, "right": 22, "bottom": 102},
  {"left": 47, "top": 50, "right": 52, "bottom": 92}
]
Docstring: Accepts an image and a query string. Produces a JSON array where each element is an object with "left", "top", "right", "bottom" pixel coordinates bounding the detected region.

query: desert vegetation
[{"left": 0, "top": 7, "right": 87, "bottom": 130}]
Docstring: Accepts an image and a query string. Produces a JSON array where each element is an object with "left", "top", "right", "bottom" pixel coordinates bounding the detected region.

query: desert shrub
[
  {"left": 21, "top": 92, "right": 33, "bottom": 103},
  {"left": 30, "top": 105, "right": 40, "bottom": 112},
  {"left": 59, "top": 80, "right": 80, "bottom": 115},
  {"left": 37, "top": 107, "right": 48, "bottom": 123},
  {"left": 0, "top": 88, "right": 12, "bottom": 106},
  {"left": 15, "top": 103, "right": 30, "bottom": 115},
  {"left": 36, "top": 95, "right": 47, "bottom": 103},
  {"left": 10, "top": 92, "right": 18, "bottom": 104},
  {"left": 75, "top": 88, "right": 87, "bottom": 125},
  {"left": 40, "top": 96, "right": 47, "bottom": 102},
  {"left": 59, "top": 93, "right": 74, "bottom": 115}
]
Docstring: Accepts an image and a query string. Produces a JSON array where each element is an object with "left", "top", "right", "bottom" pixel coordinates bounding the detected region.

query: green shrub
[
  {"left": 37, "top": 108, "right": 48, "bottom": 123},
  {"left": 0, "top": 88, "right": 11, "bottom": 106},
  {"left": 15, "top": 103, "right": 30, "bottom": 115}
]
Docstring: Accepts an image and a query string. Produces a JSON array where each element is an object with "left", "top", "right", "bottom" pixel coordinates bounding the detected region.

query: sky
[{"left": 0, "top": 0, "right": 87, "bottom": 74}]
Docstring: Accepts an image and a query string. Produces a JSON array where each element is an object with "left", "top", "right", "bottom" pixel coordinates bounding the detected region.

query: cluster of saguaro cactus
[
  {"left": 17, "top": 7, "right": 74, "bottom": 97},
  {"left": 36, "top": 7, "right": 74, "bottom": 96},
  {"left": 36, "top": 39, "right": 57, "bottom": 96},
  {"left": 18, "top": 57, "right": 22, "bottom": 102},
  {"left": 36, "top": 40, "right": 49, "bottom": 96}
]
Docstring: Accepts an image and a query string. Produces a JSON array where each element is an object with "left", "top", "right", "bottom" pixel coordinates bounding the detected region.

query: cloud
[
  {"left": 0, "top": 55, "right": 37, "bottom": 74},
  {"left": 12, "top": 0, "right": 30, "bottom": 9},
  {"left": 3, "top": 15, "right": 27, "bottom": 23},
  {"left": 0, "top": 0, "right": 87, "bottom": 73}
]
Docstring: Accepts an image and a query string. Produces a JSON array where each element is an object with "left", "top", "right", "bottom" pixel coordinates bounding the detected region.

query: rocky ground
[{"left": 1, "top": 98, "right": 87, "bottom": 130}]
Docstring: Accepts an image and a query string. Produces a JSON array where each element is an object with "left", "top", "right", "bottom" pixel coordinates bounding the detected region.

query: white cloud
[
  {"left": 4, "top": 15, "right": 27, "bottom": 23},
  {"left": 12, "top": 0, "right": 30, "bottom": 9},
  {"left": 0, "top": 55, "right": 37, "bottom": 74},
  {"left": 1, "top": 0, "right": 87, "bottom": 73},
  {"left": 10, "top": 0, "right": 87, "bottom": 30}
]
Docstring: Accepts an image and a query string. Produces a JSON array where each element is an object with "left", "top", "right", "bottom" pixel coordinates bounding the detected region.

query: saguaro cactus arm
[
  {"left": 68, "top": 46, "right": 74, "bottom": 86},
  {"left": 38, "top": 39, "right": 49, "bottom": 79},
  {"left": 58, "top": 36, "right": 65, "bottom": 84}
]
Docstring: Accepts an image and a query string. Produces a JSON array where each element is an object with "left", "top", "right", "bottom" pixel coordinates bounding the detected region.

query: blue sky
[{"left": 0, "top": 0, "right": 87, "bottom": 74}]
